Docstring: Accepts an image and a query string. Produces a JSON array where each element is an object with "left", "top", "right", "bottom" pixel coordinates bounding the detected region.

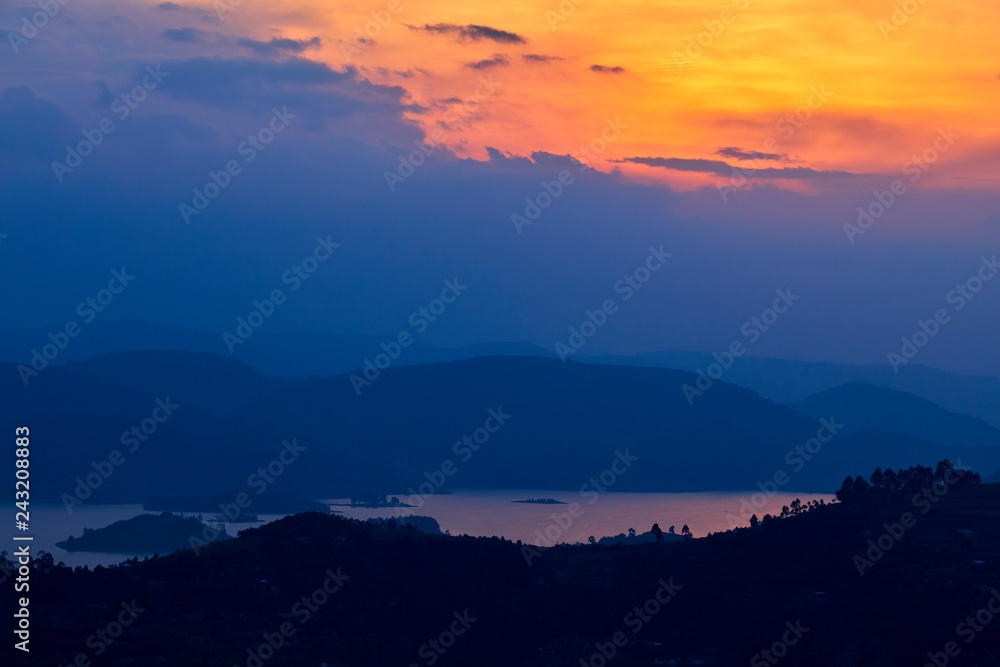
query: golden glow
[{"left": 211, "top": 0, "right": 1000, "bottom": 190}]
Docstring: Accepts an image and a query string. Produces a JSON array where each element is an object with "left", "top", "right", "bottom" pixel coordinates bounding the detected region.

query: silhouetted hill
[
  {"left": 0, "top": 358, "right": 409, "bottom": 503},
  {"left": 65, "top": 350, "right": 301, "bottom": 413},
  {"left": 6, "top": 351, "right": 1000, "bottom": 502},
  {"left": 0, "top": 320, "right": 550, "bottom": 378},
  {"left": 54, "top": 512, "right": 231, "bottom": 553},
  {"left": 583, "top": 351, "right": 1000, "bottom": 428},
  {"left": 14, "top": 479, "right": 1000, "bottom": 666},
  {"left": 232, "top": 355, "right": 824, "bottom": 491},
  {"left": 792, "top": 382, "right": 1000, "bottom": 448},
  {"left": 234, "top": 355, "right": 1000, "bottom": 493},
  {"left": 5, "top": 321, "right": 1000, "bottom": 426}
]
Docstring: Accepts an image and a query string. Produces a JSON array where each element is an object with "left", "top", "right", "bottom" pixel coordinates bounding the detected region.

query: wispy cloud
[
  {"left": 162, "top": 27, "right": 205, "bottom": 43},
  {"left": 590, "top": 64, "right": 626, "bottom": 74},
  {"left": 236, "top": 36, "right": 322, "bottom": 56},
  {"left": 407, "top": 23, "right": 526, "bottom": 44},
  {"left": 465, "top": 54, "right": 509, "bottom": 70},
  {"left": 523, "top": 54, "right": 564, "bottom": 64},
  {"left": 714, "top": 146, "right": 791, "bottom": 162},
  {"left": 619, "top": 156, "right": 857, "bottom": 179}
]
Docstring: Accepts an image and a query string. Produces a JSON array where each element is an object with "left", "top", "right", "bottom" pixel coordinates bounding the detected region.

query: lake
[{"left": 4, "top": 490, "right": 832, "bottom": 568}]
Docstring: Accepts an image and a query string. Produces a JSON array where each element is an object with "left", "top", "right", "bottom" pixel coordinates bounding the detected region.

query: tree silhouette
[
  {"left": 681, "top": 525, "right": 691, "bottom": 538},
  {"left": 835, "top": 475, "right": 855, "bottom": 503},
  {"left": 750, "top": 514, "right": 758, "bottom": 529},
  {"left": 651, "top": 523, "right": 663, "bottom": 543}
]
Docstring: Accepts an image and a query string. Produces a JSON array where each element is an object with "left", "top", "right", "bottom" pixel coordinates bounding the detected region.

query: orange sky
[{"left": 211, "top": 0, "right": 999, "bottom": 191}]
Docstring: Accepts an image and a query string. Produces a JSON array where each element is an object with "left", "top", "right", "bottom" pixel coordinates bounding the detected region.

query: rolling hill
[
  {"left": 4, "top": 350, "right": 999, "bottom": 503},
  {"left": 791, "top": 382, "right": 1000, "bottom": 448}
]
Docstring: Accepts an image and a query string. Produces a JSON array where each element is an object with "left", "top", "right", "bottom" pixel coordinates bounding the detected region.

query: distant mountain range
[
  {"left": 3, "top": 320, "right": 1000, "bottom": 427},
  {"left": 2, "top": 344, "right": 999, "bottom": 504},
  {"left": 792, "top": 382, "right": 1000, "bottom": 448}
]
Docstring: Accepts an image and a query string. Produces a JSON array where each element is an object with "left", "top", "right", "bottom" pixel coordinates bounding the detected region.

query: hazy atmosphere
[{"left": 3, "top": 0, "right": 1000, "bottom": 665}]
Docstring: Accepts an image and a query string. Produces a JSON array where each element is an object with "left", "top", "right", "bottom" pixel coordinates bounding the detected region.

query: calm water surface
[{"left": 5, "top": 490, "right": 833, "bottom": 568}]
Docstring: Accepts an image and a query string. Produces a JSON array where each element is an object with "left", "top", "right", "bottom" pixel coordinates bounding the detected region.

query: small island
[
  {"left": 330, "top": 494, "right": 418, "bottom": 508},
  {"left": 56, "top": 513, "right": 232, "bottom": 553},
  {"left": 512, "top": 498, "right": 567, "bottom": 505}
]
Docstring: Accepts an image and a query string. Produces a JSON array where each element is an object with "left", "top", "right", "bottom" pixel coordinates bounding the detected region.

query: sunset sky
[
  {"left": 145, "top": 0, "right": 1000, "bottom": 188},
  {"left": 2, "top": 0, "right": 999, "bottom": 373}
]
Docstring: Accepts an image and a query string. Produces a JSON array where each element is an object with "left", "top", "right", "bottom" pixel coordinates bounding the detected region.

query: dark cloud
[
  {"left": 621, "top": 156, "right": 731, "bottom": 176},
  {"left": 522, "top": 54, "right": 564, "bottom": 63},
  {"left": 407, "top": 23, "right": 526, "bottom": 44},
  {"left": 0, "top": 86, "right": 78, "bottom": 158},
  {"left": 162, "top": 27, "right": 205, "bottom": 43},
  {"left": 236, "top": 36, "right": 321, "bottom": 56},
  {"left": 465, "top": 54, "right": 509, "bottom": 70},
  {"left": 528, "top": 151, "right": 585, "bottom": 171},
  {"left": 369, "top": 67, "right": 423, "bottom": 79},
  {"left": 714, "top": 146, "right": 790, "bottom": 162},
  {"left": 619, "top": 156, "right": 857, "bottom": 179},
  {"left": 156, "top": 57, "right": 413, "bottom": 126},
  {"left": 590, "top": 64, "right": 626, "bottom": 74},
  {"left": 154, "top": 1, "right": 206, "bottom": 11},
  {"left": 485, "top": 146, "right": 533, "bottom": 167},
  {"left": 96, "top": 81, "right": 113, "bottom": 106}
]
